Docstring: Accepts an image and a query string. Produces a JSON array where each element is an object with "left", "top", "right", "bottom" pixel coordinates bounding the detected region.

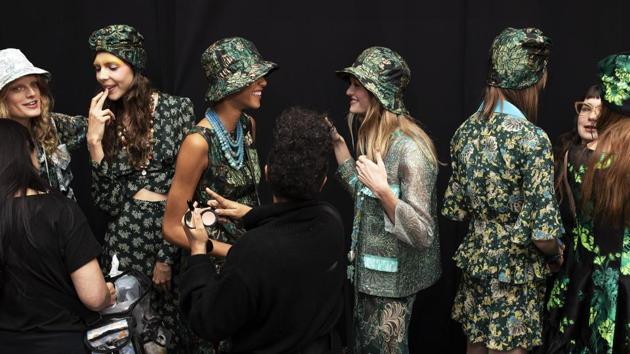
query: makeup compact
[{"left": 184, "top": 200, "right": 218, "bottom": 228}]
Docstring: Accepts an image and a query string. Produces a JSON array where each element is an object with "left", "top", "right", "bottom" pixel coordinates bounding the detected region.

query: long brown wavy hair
[
  {"left": 0, "top": 75, "right": 59, "bottom": 156},
  {"left": 481, "top": 72, "right": 548, "bottom": 123},
  {"left": 102, "top": 73, "right": 155, "bottom": 169},
  {"left": 348, "top": 94, "right": 438, "bottom": 167},
  {"left": 580, "top": 105, "right": 630, "bottom": 228}
]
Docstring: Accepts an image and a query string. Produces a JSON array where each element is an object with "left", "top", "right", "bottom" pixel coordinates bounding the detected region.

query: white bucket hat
[{"left": 0, "top": 48, "right": 50, "bottom": 91}]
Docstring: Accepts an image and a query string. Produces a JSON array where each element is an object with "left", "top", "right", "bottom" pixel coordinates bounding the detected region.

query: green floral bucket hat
[
  {"left": 337, "top": 46, "right": 410, "bottom": 116},
  {"left": 202, "top": 37, "right": 278, "bottom": 103},
  {"left": 487, "top": 27, "right": 551, "bottom": 90},
  {"left": 598, "top": 52, "right": 630, "bottom": 116},
  {"left": 88, "top": 24, "right": 147, "bottom": 71}
]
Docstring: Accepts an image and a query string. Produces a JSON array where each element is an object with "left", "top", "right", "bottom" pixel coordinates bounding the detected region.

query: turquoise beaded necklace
[{"left": 205, "top": 109, "right": 245, "bottom": 169}]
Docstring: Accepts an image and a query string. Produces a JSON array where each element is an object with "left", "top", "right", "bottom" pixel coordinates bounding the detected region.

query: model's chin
[
  {"left": 578, "top": 130, "right": 598, "bottom": 143},
  {"left": 248, "top": 99, "right": 262, "bottom": 110},
  {"left": 107, "top": 92, "right": 122, "bottom": 101},
  {"left": 349, "top": 105, "right": 365, "bottom": 115},
  {"left": 15, "top": 109, "right": 42, "bottom": 119}
]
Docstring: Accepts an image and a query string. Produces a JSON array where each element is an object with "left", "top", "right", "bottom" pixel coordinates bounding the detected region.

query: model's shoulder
[
  {"left": 157, "top": 92, "right": 193, "bottom": 106},
  {"left": 453, "top": 112, "right": 483, "bottom": 137}
]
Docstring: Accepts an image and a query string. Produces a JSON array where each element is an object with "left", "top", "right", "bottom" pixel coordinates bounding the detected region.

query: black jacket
[{"left": 180, "top": 200, "right": 345, "bottom": 353}]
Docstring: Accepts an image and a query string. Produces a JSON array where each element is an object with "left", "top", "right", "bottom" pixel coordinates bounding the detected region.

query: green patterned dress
[
  {"left": 91, "top": 92, "right": 195, "bottom": 351},
  {"left": 184, "top": 113, "right": 260, "bottom": 354},
  {"left": 188, "top": 113, "right": 261, "bottom": 255},
  {"left": 544, "top": 146, "right": 630, "bottom": 354},
  {"left": 442, "top": 100, "right": 563, "bottom": 351},
  {"left": 37, "top": 113, "right": 87, "bottom": 199}
]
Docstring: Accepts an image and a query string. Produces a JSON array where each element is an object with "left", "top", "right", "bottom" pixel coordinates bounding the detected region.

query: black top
[
  {"left": 180, "top": 200, "right": 346, "bottom": 353},
  {"left": 0, "top": 193, "right": 102, "bottom": 333}
]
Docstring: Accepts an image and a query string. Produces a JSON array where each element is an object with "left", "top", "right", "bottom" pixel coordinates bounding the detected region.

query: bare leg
[{"left": 467, "top": 341, "right": 488, "bottom": 354}]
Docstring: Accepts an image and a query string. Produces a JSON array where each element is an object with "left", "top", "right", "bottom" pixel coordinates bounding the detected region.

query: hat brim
[
  {"left": 206, "top": 60, "right": 278, "bottom": 103},
  {"left": 0, "top": 66, "right": 50, "bottom": 91},
  {"left": 335, "top": 67, "right": 409, "bottom": 115},
  {"left": 336, "top": 66, "right": 381, "bottom": 99}
]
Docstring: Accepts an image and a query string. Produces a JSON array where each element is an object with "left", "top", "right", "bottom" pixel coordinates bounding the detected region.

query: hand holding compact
[
  {"left": 181, "top": 203, "right": 212, "bottom": 255},
  {"left": 184, "top": 200, "right": 217, "bottom": 228}
]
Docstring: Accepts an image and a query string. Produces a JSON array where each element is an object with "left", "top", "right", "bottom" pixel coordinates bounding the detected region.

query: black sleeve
[
  {"left": 58, "top": 200, "right": 102, "bottom": 273},
  {"left": 179, "top": 254, "right": 254, "bottom": 342}
]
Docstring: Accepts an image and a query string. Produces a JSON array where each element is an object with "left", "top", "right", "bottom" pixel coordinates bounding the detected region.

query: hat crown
[
  {"left": 488, "top": 27, "right": 551, "bottom": 89},
  {"left": 352, "top": 46, "right": 411, "bottom": 91},
  {"left": 88, "top": 24, "right": 145, "bottom": 49},
  {"left": 0, "top": 48, "right": 35, "bottom": 72},
  {"left": 337, "top": 46, "right": 410, "bottom": 115},
  {"left": 201, "top": 37, "right": 277, "bottom": 103},
  {"left": 88, "top": 24, "right": 147, "bottom": 71},
  {"left": 0, "top": 48, "right": 49, "bottom": 91},
  {"left": 201, "top": 37, "right": 264, "bottom": 81},
  {"left": 598, "top": 52, "right": 630, "bottom": 112}
]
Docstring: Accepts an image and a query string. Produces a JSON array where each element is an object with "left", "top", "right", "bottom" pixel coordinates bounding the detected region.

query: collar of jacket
[{"left": 477, "top": 99, "right": 526, "bottom": 118}]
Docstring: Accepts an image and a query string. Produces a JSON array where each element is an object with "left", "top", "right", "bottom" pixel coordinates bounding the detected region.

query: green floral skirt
[{"left": 452, "top": 273, "right": 546, "bottom": 351}]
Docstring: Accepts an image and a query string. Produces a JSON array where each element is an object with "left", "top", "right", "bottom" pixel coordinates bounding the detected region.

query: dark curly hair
[{"left": 267, "top": 107, "right": 332, "bottom": 200}]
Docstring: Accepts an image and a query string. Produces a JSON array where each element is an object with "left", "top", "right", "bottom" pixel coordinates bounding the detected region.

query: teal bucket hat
[
  {"left": 487, "top": 27, "right": 551, "bottom": 90},
  {"left": 88, "top": 24, "right": 147, "bottom": 71},
  {"left": 598, "top": 52, "right": 630, "bottom": 116},
  {"left": 337, "top": 46, "right": 410, "bottom": 116},
  {"left": 201, "top": 37, "right": 278, "bottom": 103}
]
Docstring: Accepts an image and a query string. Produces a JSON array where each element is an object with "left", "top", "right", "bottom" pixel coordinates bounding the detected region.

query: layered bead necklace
[
  {"left": 117, "top": 95, "right": 156, "bottom": 176},
  {"left": 205, "top": 108, "right": 244, "bottom": 169}
]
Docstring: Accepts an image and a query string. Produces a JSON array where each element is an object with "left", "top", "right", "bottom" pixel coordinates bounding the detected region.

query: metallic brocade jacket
[{"left": 338, "top": 131, "right": 441, "bottom": 298}]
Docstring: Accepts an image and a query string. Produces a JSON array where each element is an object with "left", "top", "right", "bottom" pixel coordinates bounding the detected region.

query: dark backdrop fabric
[{"left": 2, "top": 1, "right": 629, "bottom": 352}]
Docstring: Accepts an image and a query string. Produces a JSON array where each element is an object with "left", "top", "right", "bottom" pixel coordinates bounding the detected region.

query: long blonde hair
[
  {"left": 0, "top": 75, "right": 58, "bottom": 156},
  {"left": 348, "top": 94, "right": 438, "bottom": 167}
]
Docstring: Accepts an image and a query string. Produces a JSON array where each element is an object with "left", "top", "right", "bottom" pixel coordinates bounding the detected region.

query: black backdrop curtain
[{"left": 2, "top": 1, "right": 629, "bottom": 352}]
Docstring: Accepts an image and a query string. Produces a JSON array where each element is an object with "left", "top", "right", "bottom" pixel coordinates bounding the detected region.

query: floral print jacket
[{"left": 442, "top": 100, "right": 563, "bottom": 284}]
